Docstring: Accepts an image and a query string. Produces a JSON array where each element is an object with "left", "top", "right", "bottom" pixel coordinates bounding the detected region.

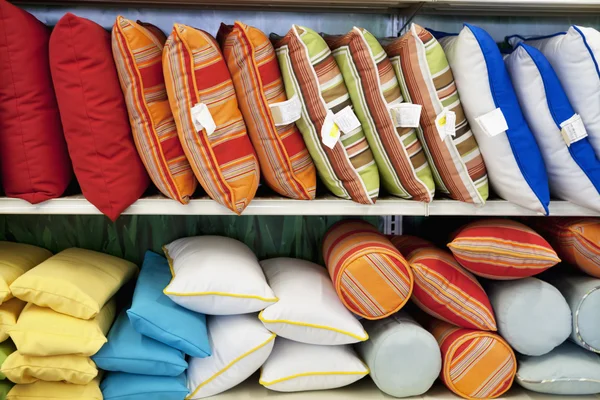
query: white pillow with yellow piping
[{"left": 259, "top": 258, "right": 367, "bottom": 345}]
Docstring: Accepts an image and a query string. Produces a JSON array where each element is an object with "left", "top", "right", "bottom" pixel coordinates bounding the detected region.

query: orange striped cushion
[
  {"left": 430, "top": 319, "right": 516, "bottom": 399},
  {"left": 217, "top": 22, "right": 316, "bottom": 200},
  {"left": 322, "top": 220, "right": 413, "bottom": 320},
  {"left": 163, "top": 24, "right": 260, "bottom": 214},
  {"left": 112, "top": 17, "right": 196, "bottom": 204},
  {"left": 448, "top": 219, "right": 560, "bottom": 280}
]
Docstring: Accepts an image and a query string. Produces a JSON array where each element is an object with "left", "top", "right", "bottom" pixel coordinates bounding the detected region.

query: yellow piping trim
[{"left": 259, "top": 370, "right": 370, "bottom": 386}]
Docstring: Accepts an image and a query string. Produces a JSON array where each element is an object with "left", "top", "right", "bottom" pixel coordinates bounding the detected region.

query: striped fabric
[
  {"left": 112, "top": 17, "right": 197, "bottom": 204},
  {"left": 448, "top": 219, "right": 560, "bottom": 280},
  {"left": 430, "top": 319, "right": 516, "bottom": 399},
  {"left": 323, "top": 220, "right": 413, "bottom": 320},
  {"left": 382, "top": 24, "right": 488, "bottom": 205},
  {"left": 163, "top": 24, "right": 260, "bottom": 214},
  {"left": 272, "top": 25, "right": 379, "bottom": 204},
  {"left": 217, "top": 22, "right": 316, "bottom": 200},
  {"left": 324, "top": 28, "right": 435, "bottom": 202}
]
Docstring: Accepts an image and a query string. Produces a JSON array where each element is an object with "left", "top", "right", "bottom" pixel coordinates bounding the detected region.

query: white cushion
[
  {"left": 163, "top": 236, "right": 277, "bottom": 315},
  {"left": 187, "top": 314, "right": 275, "bottom": 399},
  {"left": 259, "top": 258, "right": 367, "bottom": 345},
  {"left": 260, "top": 338, "right": 368, "bottom": 392}
]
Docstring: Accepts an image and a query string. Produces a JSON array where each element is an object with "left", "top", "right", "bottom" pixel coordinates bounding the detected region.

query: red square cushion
[
  {"left": 49, "top": 13, "right": 149, "bottom": 220},
  {"left": 0, "top": 1, "right": 72, "bottom": 203}
]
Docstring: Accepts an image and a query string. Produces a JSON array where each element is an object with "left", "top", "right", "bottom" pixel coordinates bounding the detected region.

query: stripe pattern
[
  {"left": 163, "top": 24, "right": 259, "bottom": 214},
  {"left": 324, "top": 28, "right": 435, "bottom": 202},
  {"left": 430, "top": 319, "right": 516, "bottom": 399},
  {"left": 448, "top": 219, "right": 560, "bottom": 279},
  {"left": 382, "top": 24, "right": 488, "bottom": 204},
  {"left": 323, "top": 220, "right": 413, "bottom": 320},
  {"left": 218, "top": 22, "right": 316, "bottom": 200},
  {"left": 272, "top": 25, "right": 379, "bottom": 204},
  {"left": 112, "top": 16, "right": 197, "bottom": 204}
]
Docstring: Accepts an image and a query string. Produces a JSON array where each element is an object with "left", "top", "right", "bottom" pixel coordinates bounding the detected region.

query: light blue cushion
[
  {"left": 127, "top": 251, "right": 210, "bottom": 358},
  {"left": 93, "top": 310, "right": 187, "bottom": 376},
  {"left": 101, "top": 372, "right": 189, "bottom": 400}
]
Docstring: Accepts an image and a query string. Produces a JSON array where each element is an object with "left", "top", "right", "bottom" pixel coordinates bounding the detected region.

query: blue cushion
[
  {"left": 101, "top": 372, "right": 189, "bottom": 400},
  {"left": 93, "top": 310, "right": 187, "bottom": 376},
  {"left": 127, "top": 251, "right": 210, "bottom": 358}
]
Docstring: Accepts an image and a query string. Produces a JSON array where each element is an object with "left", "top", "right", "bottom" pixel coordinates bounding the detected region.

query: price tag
[
  {"left": 321, "top": 110, "right": 341, "bottom": 149},
  {"left": 560, "top": 114, "right": 588, "bottom": 146},
  {"left": 269, "top": 94, "right": 302, "bottom": 126},
  {"left": 333, "top": 106, "right": 361, "bottom": 135},
  {"left": 191, "top": 103, "right": 216, "bottom": 136},
  {"left": 475, "top": 108, "right": 508, "bottom": 138},
  {"left": 435, "top": 108, "right": 456, "bottom": 141},
  {"left": 389, "top": 103, "right": 422, "bottom": 128}
]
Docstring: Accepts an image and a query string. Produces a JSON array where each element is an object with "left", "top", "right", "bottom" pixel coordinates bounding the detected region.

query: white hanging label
[
  {"left": 333, "top": 106, "right": 361, "bottom": 135},
  {"left": 435, "top": 108, "right": 456, "bottom": 141},
  {"left": 269, "top": 94, "right": 302, "bottom": 126},
  {"left": 191, "top": 103, "right": 216, "bottom": 136},
  {"left": 321, "top": 110, "right": 341, "bottom": 149},
  {"left": 476, "top": 108, "right": 508, "bottom": 138},
  {"left": 560, "top": 114, "right": 588, "bottom": 146},
  {"left": 389, "top": 103, "right": 422, "bottom": 128}
]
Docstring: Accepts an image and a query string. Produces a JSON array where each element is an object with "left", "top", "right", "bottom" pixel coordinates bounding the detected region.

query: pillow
[
  {"left": 0, "top": 299, "right": 25, "bottom": 342},
  {"left": 163, "top": 24, "right": 259, "bottom": 214},
  {"left": 429, "top": 319, "right": 516, "bottom": 399},
  {"left": 323, "top": 27, "right": 435, "bottom": 202},
  {"left": 486, "top": 277, "right": 571, "bottom": 356},
  {"left": 0, "top": 341, "right": 15, "bottom": 380},
  {"left": 10, "top": 248, "right": 137, "bottom": 320},
  {"left": 448, "top": 219, "right": 560, "bottom": 279},
  {"left": 49, "top": 13, "right": 149, "bottom": 221},
  {"left": 355, "top": 311, "right": 441, "bottom": 397},
  {"left": 516, "top": 341, "right": 600, "bottom": 395},
  {"left": 6, "top": 377, "right": 102, "bottom": 400},
  {"left": 187, "top": 314, "right": 275, "bottom": 399},
  {"left": 272, "top": 25, "right": 380, "bottom": 204},
  {"left": 101, "top": 372, "right": 188, "bottom": 400},
  {"left": 0, "top": 242, "right": 51, "bottom": 304},
  {"left": 260, "top": 338, "right": 368, "bottom": 392},
  {"left": 382, "top": 24, "right": 488, "bottom": 204},
  {"left": 217, "top": 22, "right": 316, "bottom": 200},
  {"left": 112, "top": 16, "right": 197, "bottom": 204},
  {"left": 437, "top": 24, "right": 550, "bottom": 214},
  {"left": 93, "top": 310, "right": 187, "bottom": 376},
  {"left": 0, "top": 1, "right": 72, "bottom": 204},
  {"left": 322, "top": 220, "right": 413, "bottom": 320},
  {"left": 259, "top": 258, "right": 367, "bottom": 345},
  {"left": 127, "top": 251, "right": 210, "bottom": 358},
  {"left": 9, "top": 300, "right": 115, "bottom": 357},
  {"left": 1, "top": 352, "right": 97, "bottom": 385},
  {"left": 163, "top": 236, "right": 276, "bottom": 315}
]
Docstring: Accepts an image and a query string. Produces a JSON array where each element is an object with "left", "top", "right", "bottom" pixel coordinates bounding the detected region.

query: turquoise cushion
[
  {"left": 93, "top": 310, "right": 187, "bottom": 376},
  {"left": 127, "top": 251, "right": 210, "bottom": 358},
  {"left": 101, "top": 372, "right": 188, "bottom": 400}
]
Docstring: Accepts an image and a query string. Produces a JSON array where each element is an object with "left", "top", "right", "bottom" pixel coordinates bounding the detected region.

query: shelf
[{"left": 423, "top": 0, "right": 600, "bottom": 15}]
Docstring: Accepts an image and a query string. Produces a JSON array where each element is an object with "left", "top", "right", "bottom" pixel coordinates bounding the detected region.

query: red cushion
[
  {"left": 0, "top": 1, "right": 72, "bottom": 203},
  {"left": 49, "top": 13, "right": 149, "bottom": 220}
]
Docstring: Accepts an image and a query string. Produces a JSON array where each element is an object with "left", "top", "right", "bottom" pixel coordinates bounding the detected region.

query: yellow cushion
[
  {"left": 0, "top": 298, "right": 26, "bottom": 342},
  {"left": 1, "top": 351, "right": 97, "bottom": 384},
  {"left": 6, "top": 376, "right": 102, "bottom": 400},
  {"left": 0, "top": 242, "right": 51, "bottom": 304},
  {"left": 9, "top": 299, "right": 116, "bottom": 357},
  {"left": 10, "top": 248, "right": 136, "bottom": 319}
]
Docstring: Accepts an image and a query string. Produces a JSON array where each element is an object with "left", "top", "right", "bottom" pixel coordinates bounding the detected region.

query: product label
[
  {"left": 333, "top": 106, "right": 362, "bottom": 135},
  {"left": 560, "top": 114, "right": 588, "bottom": 146},
  {"left": 435, "top": 108, "right": 456, "bottom": 141},
  {"left": 475, "top": 108, "right": 508, "bottom": 138},
  {"left": 389, "top": 103, "right": 422, "bottom": 128},
  {"left": 269, "top": 94, "right": 302, "bottom": 126},
  {"left": 321, "top": 110, "right": 341, "bottom": 149},
  {"left": 191, "top": 103, "right": 216, "bottom": 136}
]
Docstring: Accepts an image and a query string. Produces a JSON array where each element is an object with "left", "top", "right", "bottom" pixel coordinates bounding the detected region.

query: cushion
[
  {"left": 0, "top": 1, "right": 72, "bottom": 204},
  {"left": 101, "top": 372, "right": 188, "bottom": 400},
  {"left": 429, "top": 319, "right": 516, "bottom": 399},
  {"left": 10, "top": 248, "right": 137, "bottom": 320},
  {"left": 0, "top": 341, "right": 15, "bottom": 380},
  {"left": 9, "top": 300, "right": 115, "bottom": 357},
  {"left": 163, "top": 23, "right": 259, "bottom": 214},
  {"left": 187, "top": 314, "right": 275, "bottom": 399},
  {"left": 486, "top": 277, "right": 571, "bottom": 356},
  {"left": 1, "top": 352, "right": 97, "bottom": 385},
  {"left": 259, "top": 257, "right": 367, "bottom": 345},
  {"left": 0, "top": 299, "right": 26, "bottom": 342},
  {"left": 127, "top": 251, "right": 210, "bottom": 358},
  {"left": 6, "top": 377, "right": 102, "bottom": 400},
  {"left": 49, "top": 13, "right": 149, "bottom": 221},
  {"left": 163, "top": 236, "right": 276, "bottom": 315},
  {"left": 217, "top": 22, "right": 316, "bottom": 200},
  {"left": 112, "top": 16, "right": 197, "bottom": 204},
  {"left": 322, "top": 220, "right": 413, "bottom": 320},
  {"left": 448, "top": 219, "right": 560, "bottom": 279},
  {"left": 260, "top": 338, "right": 368, "bottom": 392},
  {"left": 355, "top": 311, "right": 441, "bottom": 397},
  {"left": 0, "top": 243, "right": 51, "bottom": 304},
  {"left": 323, "top": 27, "right": 435, "bottom": 202},
  {"left": 382, "top": 24, "right": 488, "bottom": 204},
  {"left": 437, "top": 24, "right": 550, "bottom": 214},
  {"left": 93, "top": 310, "right": 187, "bottom": 376},
  {"left": 516, "top": 341, "right": 600, "bottom": 395},
  {"left": 272, "top": 25, "right": 380, "bottom": 204}
]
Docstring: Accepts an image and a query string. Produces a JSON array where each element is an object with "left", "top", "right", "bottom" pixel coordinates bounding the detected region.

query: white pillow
[
  {"left": 259, "top": 258, "right": 367, "bottom": 345},
  {"left": 259, "top": 338, "right": 368, "bottom": 392},
  {"left": 187, "top": 314, "right": 275, "bottom": 399},
  {"left": 163, "top": 236, "right": 277, "bottom": 314}
]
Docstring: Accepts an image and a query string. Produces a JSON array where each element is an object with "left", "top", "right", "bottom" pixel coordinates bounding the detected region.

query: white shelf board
[
  {"left": 425, "top": 0, "right": 600, "bottom": 14},
  {"left": 427, "top": 199, "right": 600, "bottom": 216}
]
